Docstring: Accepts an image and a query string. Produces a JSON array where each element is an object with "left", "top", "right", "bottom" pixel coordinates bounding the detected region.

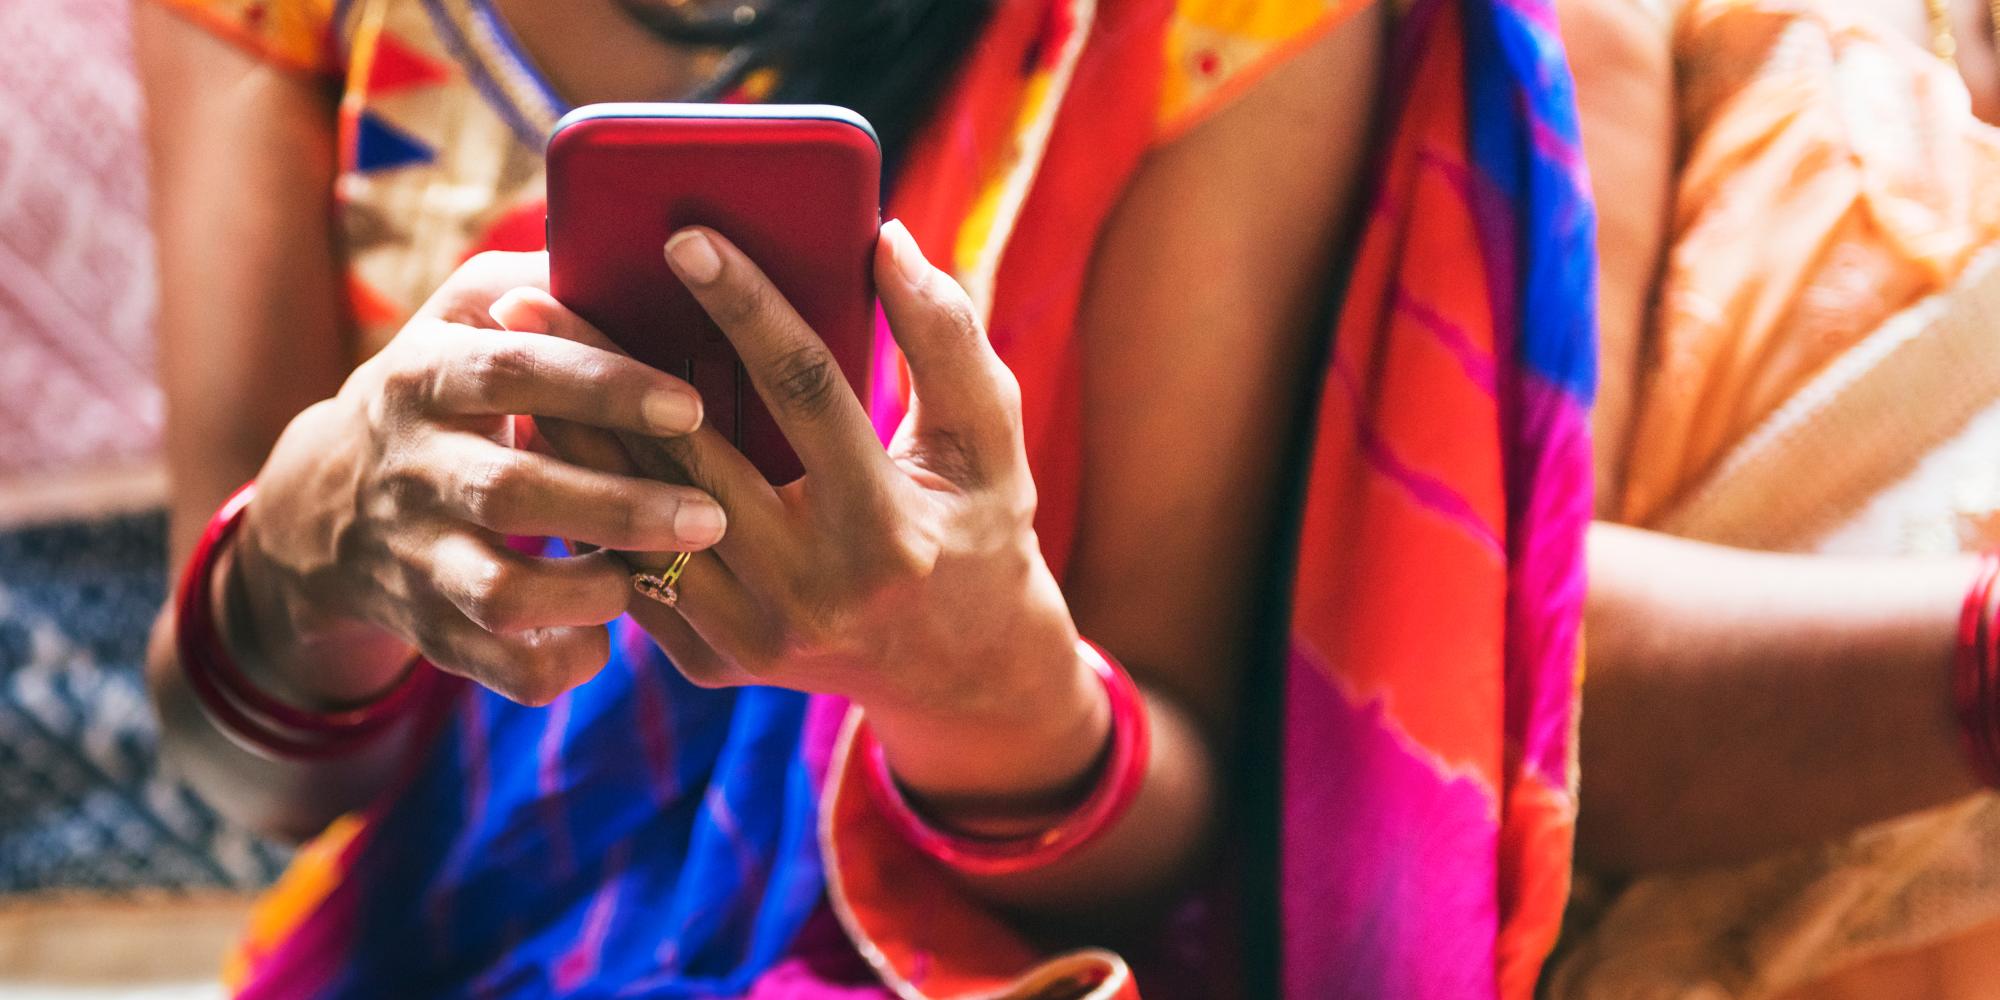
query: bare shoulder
[
  {"left": 1067, "top": 8, "right": 1386, "bottom": 721},
  {"left": 1136, "top": 4, "right": 1386, "bottom": 233}
]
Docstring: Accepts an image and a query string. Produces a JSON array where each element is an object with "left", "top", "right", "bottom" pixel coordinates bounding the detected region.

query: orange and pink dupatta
[{"left": 827, "top": 0, "right": 1595, "bottom": 997}]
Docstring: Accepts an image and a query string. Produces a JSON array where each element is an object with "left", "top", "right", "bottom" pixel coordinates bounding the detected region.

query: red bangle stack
[
  {"left": 1954, "top": 551, "right": 2000, "bottom": 787},
  {"left": 175, "top": 482, "right": 430, "bottom": 760},
  {"left": 857, "top": 637, "right": 1151, "bottom": 877}
]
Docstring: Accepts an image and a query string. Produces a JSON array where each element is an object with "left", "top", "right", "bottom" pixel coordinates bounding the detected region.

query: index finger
[
  {"left": 662, "top": 227, "right": 892, "bottom": 488},
  {"left": 419, "top": 326, "right": 703, "bottom": 438}
]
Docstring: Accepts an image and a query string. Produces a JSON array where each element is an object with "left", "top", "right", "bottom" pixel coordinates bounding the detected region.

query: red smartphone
[{"left": 545, "top": 103, "right": 882, "bottom": 483}]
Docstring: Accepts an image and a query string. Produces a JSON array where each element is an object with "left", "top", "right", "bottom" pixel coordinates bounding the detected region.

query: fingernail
[
  {"left": 665, "top": 230, "right": 723, "bottom": 285},
  {"left": 674, "top": 500, "right": 726, "bottom": 547},
  {"left": 883, "top": 219, "right": 929, "bottom": 286},
  {"left": 642, "top": 389, "right": 702, "bottom": 435},
  {"left": 490, "top": 289, "right": 548, "bottom": 333}
]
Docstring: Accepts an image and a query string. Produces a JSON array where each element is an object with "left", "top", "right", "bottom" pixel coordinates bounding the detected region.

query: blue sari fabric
[{"left": 326, "top": 620, "right": 828, "bottom": 997}]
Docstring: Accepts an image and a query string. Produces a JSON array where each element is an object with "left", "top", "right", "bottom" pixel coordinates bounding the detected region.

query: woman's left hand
[{"left": 491, "top": 221, "right": 1109, "bottom": 810}]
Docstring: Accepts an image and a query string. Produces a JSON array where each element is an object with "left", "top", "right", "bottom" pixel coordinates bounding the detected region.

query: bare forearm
[
  {"left": 1579, "top": 522, "right": 1978, "bottom": 872},
  {"left": 138, "top": 3, "right": 350, "bottom": 561},
  {"left": 146, "top": 620, "right": 419, "bottom": 842},
  {"left": 144, "top": 503, "right": 419, "bottom": 841}
]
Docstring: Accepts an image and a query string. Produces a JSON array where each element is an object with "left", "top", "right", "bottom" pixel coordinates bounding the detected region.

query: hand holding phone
[
  {"left": 538, "top": 105, "right": 1102, "bottom": 806},
  {"left": 545, "top": 103, "right": 882, "bottom": 483}
]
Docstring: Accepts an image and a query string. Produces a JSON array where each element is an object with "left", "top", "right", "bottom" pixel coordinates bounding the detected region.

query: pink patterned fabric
[{"left": 0, "top": 0, "right": 161, "bottom": 490}]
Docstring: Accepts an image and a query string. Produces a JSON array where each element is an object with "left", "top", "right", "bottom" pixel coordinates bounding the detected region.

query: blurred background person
[{"left": 1557, "top": 0, "right": 2000, "bottom": 996}]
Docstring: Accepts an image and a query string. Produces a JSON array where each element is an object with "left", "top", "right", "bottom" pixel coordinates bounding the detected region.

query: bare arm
[
  {"left": 1022, "top": 4, "right": 1386, "bottom": 906},
  {"left": 1579, "top": 523, "right": 1980, "bottom": 872},
  {"left": 137, "top": 2, "right": 348, "bottom": 563},
  {"left": 136, "top": 4, "right": 410, "bottom": 839}
]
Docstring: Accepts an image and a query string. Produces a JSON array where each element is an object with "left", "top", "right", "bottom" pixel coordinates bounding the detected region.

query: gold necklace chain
[
  {"left": 1929, "top": 0, "right": 2000, "bottom": 66},
  {"left": 1929, "top": 0, "right": 1959, "bottom": 61}
]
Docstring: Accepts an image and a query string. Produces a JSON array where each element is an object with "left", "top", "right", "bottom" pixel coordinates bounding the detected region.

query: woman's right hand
[{"left": 222, "top": 251, "right": 724, "bottom": 708}]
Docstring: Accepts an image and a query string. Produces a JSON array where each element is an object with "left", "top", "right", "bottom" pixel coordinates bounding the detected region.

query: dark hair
[{"left": 623, "top": 0, "right": 996, "bottom": 180}]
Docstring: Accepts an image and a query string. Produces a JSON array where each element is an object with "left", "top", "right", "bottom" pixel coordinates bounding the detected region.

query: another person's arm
[
  {"left": 1580, "top": 525, "right": 1981, "bottom": 872},
  {"left": 1566, "top": 0, "right": 1985, "bottom": 868}
]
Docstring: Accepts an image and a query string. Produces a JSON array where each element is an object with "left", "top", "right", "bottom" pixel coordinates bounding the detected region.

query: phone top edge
[{"left": 549, "top": 103, "right": 880, "bottom": 149}]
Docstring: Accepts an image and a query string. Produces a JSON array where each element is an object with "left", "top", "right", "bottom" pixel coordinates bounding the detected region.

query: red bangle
[
  {"left": 175, "top": 481, "right": 430, "bottom": 760},
  {"left": 857, "top": 638, "right": 1151, "bottom": 878},
  {"left": 1953, "top": 551, "right": 2000, "bottom": 787}
]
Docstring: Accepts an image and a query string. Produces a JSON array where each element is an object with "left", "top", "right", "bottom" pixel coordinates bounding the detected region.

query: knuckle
[
  {"left": 545, "top": 628, "right": 609, "bottom": 682},
  {"left": 487, "top": 642, "right": 566, "bottom": 706},
  {"left": 408, "top": 625, "right": 461, "bottom": 675},
  {"left": 374, "top": 460, "right": 438, "bottom": 515},
  {"left": 378, "top": 356, "right": 438, "bottom": 411},
  {"left": 449, "top": 251, "right": 539, "bottom": 298},
  {"left": 769, "top": 345, "right": 842, "bottom": 420},
  {"left": 989, "top": 362, "right": 1024, "bottom": 419},
  {"left": 431, "top": 253, "right": 514, "bottom": 326},
  {"left": 463, "top": 344, "right": 541, "bottom": 405},
  {"left": 459, "top": 558, "right": 527, "bottom": 631},
  {"left": 459, "top": 250, "right": 512, "bottom": 279},
  {"left": 460, "top": 454, "right": 533, "bottom": 526},
  {"left": 504, "top": 669, "right": 568, "bottom": 708}
]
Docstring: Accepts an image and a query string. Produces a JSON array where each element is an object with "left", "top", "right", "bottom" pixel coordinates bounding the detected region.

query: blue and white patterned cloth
[{"left": 0, "top": 510, "right": 286, "bottom": 893}]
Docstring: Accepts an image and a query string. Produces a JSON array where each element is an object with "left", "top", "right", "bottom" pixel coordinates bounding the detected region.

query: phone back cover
[{"left": 547, "top": 108, "right": 881, "bottom": 483}]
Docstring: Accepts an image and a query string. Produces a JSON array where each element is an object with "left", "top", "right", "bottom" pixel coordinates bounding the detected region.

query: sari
[
  {"left": 150, "top": 0, "right": 1595, "bottom": 995},
  {"left": 1550, "top": 1, "right": 2000, "bottom": 996}
]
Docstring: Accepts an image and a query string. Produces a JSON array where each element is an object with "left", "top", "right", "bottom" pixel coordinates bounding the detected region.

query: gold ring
[{"left": 632, "top": 551, "right": 694, "bottom": 608}]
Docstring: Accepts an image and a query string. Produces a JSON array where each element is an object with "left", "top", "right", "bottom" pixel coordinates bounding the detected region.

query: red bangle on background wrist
[
  {"left": 175, "top": 481, "right": 430, "bottom": 760},
  {"left": 1953, "top": 551, "right": 2000, "bottom": 787},
  {"left": 857, "top": 637, "right": 1150, "bottom": 877}
]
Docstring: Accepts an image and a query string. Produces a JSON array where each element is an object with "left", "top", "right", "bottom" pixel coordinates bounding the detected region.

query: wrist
[
  {"left": 863, "top": 624, "right": 1112, "bottom": 813},
  {"left": 218, "top": 499, "right": 412, "bottom": 712},
  {"left": 178, "top": 482, "right": 430, "bottom": 760},
  {"left": 857, "top": 637, "right": 1153, "bottom": 875}
]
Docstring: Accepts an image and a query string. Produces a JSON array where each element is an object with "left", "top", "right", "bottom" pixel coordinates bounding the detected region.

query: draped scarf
[{"left": 827, "top": 0, "right": 1595, "bottom": 997}]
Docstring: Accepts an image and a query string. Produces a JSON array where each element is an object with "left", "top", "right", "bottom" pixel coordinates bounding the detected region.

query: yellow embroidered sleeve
[
  {"left": 1158, "top": 0, "right": 1366, "bottom": 139},
  {"left": 145, "top": 0, "right": 340, "bottom": 76}
]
